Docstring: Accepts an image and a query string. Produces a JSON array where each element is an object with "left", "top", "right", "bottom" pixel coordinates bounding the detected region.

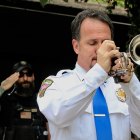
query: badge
[
  {"left": 38, "top": 78, "right": 53, "bottom": 98},
  {"left": 116, "top": 88, "right": 126, "bottom": 102},
  {"left": 31, "top": 108, "right": 37, "bottom": 112},
  {"left": 20, "top": 111, "right": 31, "bottom": 119}
]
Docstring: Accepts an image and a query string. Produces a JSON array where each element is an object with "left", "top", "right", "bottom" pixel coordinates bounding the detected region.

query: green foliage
[
  {"left": 87, "top": 0, "right": 125, "bottom": 14},
  {"left": 125, "top": 0, "right": 140, "bottom": 38},
  {"left": 117, "top": 0, "right": 124, "bottom": 7},
  {"left": 88, "top": 0, "right": 125, "bottom": 8},
  {"left": 40, "top": 0, "right": 51, "bottom": 7}
]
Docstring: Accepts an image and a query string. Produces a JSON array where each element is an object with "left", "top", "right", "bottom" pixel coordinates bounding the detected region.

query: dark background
[{"left": 0, "top": 1, "right": 131, "bottom": 90}]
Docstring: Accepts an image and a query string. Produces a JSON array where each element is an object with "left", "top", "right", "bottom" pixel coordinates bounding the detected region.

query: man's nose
[
  {"left": 96, "top": 42, "right": 102, "bottom": 49},
  {"left": 23, "top": 75, "right": 28, "bottom": 80}
]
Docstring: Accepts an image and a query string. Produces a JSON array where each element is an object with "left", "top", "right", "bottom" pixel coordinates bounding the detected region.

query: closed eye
[{"left": 88, "top": 40, "right": 98, "bottom": 46}]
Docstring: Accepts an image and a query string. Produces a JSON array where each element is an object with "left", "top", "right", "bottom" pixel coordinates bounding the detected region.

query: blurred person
[
  {"left": 0, "top": 72, "right": 19, "bottom": 138},
  {"left": 37, "top": 9, "right": 140, "bottom": 140},
  {"left": 0, "top": 61, "right": 48, "bottom": 140},
  {"left": 0, "top": 72, "right": 19, "bottom": 97}
]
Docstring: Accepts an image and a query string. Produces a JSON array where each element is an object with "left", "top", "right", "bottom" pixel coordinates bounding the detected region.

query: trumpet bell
[{"left": 129, "top": 34, "right": 140, "bottom": 65}]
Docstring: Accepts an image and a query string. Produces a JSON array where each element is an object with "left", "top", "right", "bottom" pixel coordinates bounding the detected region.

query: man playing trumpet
[{"left": 37, "top": 9, "right": 140, "bottom": 140}]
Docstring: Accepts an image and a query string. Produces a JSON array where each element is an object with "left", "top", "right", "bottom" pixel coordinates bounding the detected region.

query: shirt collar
[{"left": 74, "top": 63, "right": 87, "bottom": 81}]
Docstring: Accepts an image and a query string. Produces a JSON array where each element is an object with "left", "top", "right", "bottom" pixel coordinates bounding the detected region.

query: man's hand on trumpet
[{"left": 110, "top": 52, "right": 134, "bottom": 83}]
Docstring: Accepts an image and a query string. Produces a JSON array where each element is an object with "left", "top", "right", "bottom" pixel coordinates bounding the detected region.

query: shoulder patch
[{"left": 38, "top": 78, "right": 53, "bottom": 98}]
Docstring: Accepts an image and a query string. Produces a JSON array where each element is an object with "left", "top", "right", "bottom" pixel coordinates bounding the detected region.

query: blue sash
[{"left": 93, "top": 87, "right": 112, "bottom": 140}]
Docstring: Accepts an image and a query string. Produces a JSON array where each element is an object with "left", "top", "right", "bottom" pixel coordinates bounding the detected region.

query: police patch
[
  {"left": 38, "top": 79, "right": 53, "bottom": 98},
  {"left": 116, "top": 88, "right": 126, "bottom": 102}
]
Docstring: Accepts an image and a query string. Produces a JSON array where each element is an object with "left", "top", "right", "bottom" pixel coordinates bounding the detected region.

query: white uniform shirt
[{"left": 37, "top": 63, "right": 140, "bottom": 140}]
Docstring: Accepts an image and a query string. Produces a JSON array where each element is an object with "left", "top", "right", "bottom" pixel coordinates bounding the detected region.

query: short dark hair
[{"left": 71, "top": 9, "right": 114, "bottom": 40}]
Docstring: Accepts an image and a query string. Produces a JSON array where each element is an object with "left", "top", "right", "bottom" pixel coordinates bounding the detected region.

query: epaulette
[{"left": 56, "top": 69, "right": 73, "bottom": 77}]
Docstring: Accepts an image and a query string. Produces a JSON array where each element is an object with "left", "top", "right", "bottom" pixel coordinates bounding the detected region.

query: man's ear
[{"left": 72, "top": 39, "right": 79, "bottom": 55}]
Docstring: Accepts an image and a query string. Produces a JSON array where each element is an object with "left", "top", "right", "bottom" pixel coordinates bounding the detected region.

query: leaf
[{"left": 40, "top": 0, "right": 50, "bottom": 7}]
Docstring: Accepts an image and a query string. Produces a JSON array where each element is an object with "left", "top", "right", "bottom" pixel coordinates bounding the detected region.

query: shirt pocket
[{"left": 69, "top": 112, "right": 94, "bottom": 140}]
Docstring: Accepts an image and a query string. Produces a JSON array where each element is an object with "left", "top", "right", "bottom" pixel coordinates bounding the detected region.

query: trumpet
[
  {"left": 109, "top": 34, "right": 140, "bottom": 83},
  {"left": 129, "top": 34, "right": 140, "bottom": 65}
]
